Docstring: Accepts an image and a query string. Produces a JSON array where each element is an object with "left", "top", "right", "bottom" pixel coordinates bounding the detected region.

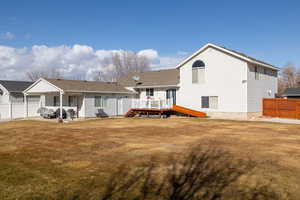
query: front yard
[{"left": 0, "top": 118, "right": 300, "bottom": 199}]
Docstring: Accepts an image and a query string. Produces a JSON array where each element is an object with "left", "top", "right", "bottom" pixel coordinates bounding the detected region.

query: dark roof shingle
[
  {"left": 0, "top": 80, "right": 33, "bottom": 92},
  {"left": 282, "top": 88, "right": 300, "bottom": 97},
  {"left": 118, "top": 69, "right": 179, "bottom": 87}
]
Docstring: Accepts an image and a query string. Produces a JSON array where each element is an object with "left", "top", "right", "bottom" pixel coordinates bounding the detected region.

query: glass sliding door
[{"left": 166, "top": 89, "right": 176, "bottom": 105}]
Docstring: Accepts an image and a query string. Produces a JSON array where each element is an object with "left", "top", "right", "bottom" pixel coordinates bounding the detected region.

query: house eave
[{"left": 132, "top": 85, "right": 180, "bottom": 89}]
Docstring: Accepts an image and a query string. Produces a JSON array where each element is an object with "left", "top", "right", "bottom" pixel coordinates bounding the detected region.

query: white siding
[
  {"left": 177, "top": 47, "right": 248, "bottom": 113},
  {"left": 247, "top": 64, "right": 278, "bottom": 112},
  {"left": 0, "top": 103, "right": 10, "bottom": 119},
  {"left": 84, "top": 93, "right": 134, "bottom": 117}
]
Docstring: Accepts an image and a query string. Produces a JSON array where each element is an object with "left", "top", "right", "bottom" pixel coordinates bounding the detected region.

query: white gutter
[{"left": 132, "top": 85, "right": 180, "bottom": 89}]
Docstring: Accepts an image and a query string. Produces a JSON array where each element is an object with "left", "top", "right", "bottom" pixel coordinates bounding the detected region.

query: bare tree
[
  {"left": 26, "top": 68, "right": 62, "bottom": 81},
  {"left": 93, "top": 51, "right": 150, "bottom": 82},
  {"left": 278, "top": 63, "right": 300, "bottom": 96}
]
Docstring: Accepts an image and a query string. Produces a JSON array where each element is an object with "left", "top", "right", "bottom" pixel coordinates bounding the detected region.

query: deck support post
[
  {"left": 24, "top": 93, "right": 28, "bottom": 118},
  {"left": 59, "top": 92, "right": 63, "bottom": 119}
]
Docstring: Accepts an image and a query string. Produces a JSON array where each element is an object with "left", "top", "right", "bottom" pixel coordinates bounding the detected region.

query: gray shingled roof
[
  {"left": 45, "top": 79, "right": 134, "bottom": 93},
  {"left": 118, "top": 69, "right": 179, "bottom": 87},
  {"left": 0, "top": 80, "right": 34, "bottom": 92},
  {"left": 282, "top": 88, "right": 300, "bottom": 97}
]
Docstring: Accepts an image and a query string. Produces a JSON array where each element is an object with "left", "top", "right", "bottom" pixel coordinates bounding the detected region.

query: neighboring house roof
[
  {"left": 118, "top": 69, "right": 180, "bottom": 88},
  {"left": 176, "top": 43, "right": 280, "bottom": 70},
  {"left": 0, "top": 80, "right": 34, "bottom": 93},
  {"left": 282, "top": 88, "right": 300, "bottom": 97},
  {"left": 44, "top": 78, "right": 134, "bottom": 94}
]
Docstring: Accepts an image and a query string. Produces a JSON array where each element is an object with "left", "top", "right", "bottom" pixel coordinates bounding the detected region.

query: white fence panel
[
  {"left": 0, "top": 103, "right": 9, "bottom": 120},
  {"left": 27, "top": 102, "right": 40, "bottom": 117},
  {"left": 11, "top": 103, "right": 24, "bottom": 119}
]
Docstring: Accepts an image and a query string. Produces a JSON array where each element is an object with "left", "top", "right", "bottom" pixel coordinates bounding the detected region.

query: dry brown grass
[{"left": 0, "top": 118, "right": 300, "bottom": 199}]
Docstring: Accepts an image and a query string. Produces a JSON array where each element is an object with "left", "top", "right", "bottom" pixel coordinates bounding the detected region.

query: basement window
[{"left": 201, "top": 96, "right": 218, "bottom": 109}]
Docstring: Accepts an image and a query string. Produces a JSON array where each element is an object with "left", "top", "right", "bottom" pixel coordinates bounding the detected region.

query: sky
[{"left": 0, "top": 0, "right": 299, "bottom": 80}]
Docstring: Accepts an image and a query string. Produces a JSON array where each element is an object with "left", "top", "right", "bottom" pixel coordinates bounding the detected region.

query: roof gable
[{"left": 176, "top": 43, "right": 279, "bottom": 70}]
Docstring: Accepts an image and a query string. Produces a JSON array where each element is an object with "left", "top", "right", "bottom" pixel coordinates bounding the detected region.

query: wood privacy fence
[{"left": 263, "top": 98, "right": 300, "bottom": 119}]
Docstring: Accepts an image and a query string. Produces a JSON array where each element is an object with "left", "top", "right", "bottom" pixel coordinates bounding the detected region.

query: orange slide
[{"left": 172, "top": 105, "right": 207, "bottom": 118}]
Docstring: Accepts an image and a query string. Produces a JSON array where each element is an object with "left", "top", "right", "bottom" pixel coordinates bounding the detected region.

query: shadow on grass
[{"left": 51, "top": 145, "right": 288, "bottom": 200}]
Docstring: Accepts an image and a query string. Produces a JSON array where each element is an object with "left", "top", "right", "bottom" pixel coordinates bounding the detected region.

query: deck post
[
  {"left": 59, "top": 92, "right": 63, "bottom": 119},
  {"left": 24, "top": 93, "right": 28, "bottom": 118}
]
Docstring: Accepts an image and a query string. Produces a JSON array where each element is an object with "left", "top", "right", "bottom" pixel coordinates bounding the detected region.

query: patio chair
[
  {"left": 55, "top": 108, "right": 67, "bottom": 119},
  {"left": 67, "top": 109, "right": 76, "bottom": 120}
]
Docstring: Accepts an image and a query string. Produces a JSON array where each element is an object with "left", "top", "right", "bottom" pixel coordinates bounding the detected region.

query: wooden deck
[{"left": 125, "top": 105, "right": 207, "bottom": 118}]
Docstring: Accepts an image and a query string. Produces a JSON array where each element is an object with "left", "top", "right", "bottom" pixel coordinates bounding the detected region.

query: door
[{"left": 166, "top": 89, "right": 176, "bottom": 105}]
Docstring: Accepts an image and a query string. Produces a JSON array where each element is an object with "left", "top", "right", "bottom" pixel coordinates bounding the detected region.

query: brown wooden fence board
[{"left": 263, "top": 98, "right": 300, "bottom": 119}]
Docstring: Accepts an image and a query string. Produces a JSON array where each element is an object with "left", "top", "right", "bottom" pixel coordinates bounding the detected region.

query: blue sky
[{"left": 0, "top": 0, "right": 299, "bottom": 80}]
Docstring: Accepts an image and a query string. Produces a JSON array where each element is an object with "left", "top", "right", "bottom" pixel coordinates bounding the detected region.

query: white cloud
[
  {"left": 0, "top": 44, "right": 185, "bottom": 80},
  {"left": 1, "top": 32, "right": 15, "bottom": 40},
  {"left": 138, "top": 49, "right": 159, "bottom": 60}
]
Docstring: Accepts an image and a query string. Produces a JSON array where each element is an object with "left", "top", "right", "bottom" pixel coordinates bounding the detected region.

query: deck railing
[{"left": 132, "top": 99, "right": 173, "bottom": 109}]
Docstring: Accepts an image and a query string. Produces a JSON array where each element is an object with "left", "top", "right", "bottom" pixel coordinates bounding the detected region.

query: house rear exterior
[
  {"left": 24, "top": 78, "right": 135, "bottom": 118},
  {"left": 3, "top": 43, "right": 280, "bottom": 120},
  {"left": 175, "top": 43, "right": 279, "bottom": 118},
  {"left": 119, "top": 43, "right": 279, "bottom": 118}
]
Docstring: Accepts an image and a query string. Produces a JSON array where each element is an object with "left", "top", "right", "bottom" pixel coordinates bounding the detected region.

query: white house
[
  {"left": 0, "top": 80, "right": 40, "bottom": 119},
  {"left": 176, "top": 43, "right": 279, "bottom": 118},
  {"left": 23, "top": 78, "right": 136, "bottom": 118},
  {"left": 2, "top": 43, "right": 280, "bottom": 120},
  {"left": 119, "top": 43, "right": 279, "bottom": 118}
]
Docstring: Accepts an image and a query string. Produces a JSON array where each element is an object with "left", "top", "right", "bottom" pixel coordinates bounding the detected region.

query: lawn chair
[{"left": 67, "top": 109, "right": 76, "bottom": 120}]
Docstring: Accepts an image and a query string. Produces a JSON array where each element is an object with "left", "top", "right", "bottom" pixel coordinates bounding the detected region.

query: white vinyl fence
[{"left": 0, "top": 97, "right": 40, "bottom": 120}]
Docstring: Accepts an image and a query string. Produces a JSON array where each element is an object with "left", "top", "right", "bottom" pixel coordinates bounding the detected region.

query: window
[
  {"left": 201, "top": 96, "right": 218, "bottom": 109},
  {"left": 95, "top": 96, "right": 107, "bottom": 108},
  {"left": 53, "top": 96, "right": 59, "bottom": 106},
  {"left": 192, "top": 60, "right": 205, "bottom": 84},
  {"left": 68, "top": 96, "right": 77, "bottom": 107},
  {"left": 146, "top": 88, "right": 154, "bottom": 96},
  {"left": 254, "top": 66, "right": 259, "bottom": 80}
]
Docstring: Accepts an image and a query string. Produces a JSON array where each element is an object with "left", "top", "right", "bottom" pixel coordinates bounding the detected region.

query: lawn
[{"left": 0, "top": 118, "right": 300, "bottom": 199}]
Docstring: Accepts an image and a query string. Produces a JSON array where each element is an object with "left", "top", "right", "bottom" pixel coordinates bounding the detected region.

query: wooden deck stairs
[
  {"left": 125, "top": 105, "right": 207, "bottom": 118},
  {"left": 172, "top": 105, "right": 207, "bottom": 118}
]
